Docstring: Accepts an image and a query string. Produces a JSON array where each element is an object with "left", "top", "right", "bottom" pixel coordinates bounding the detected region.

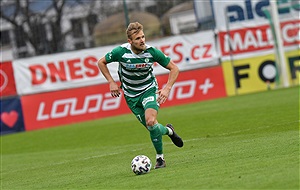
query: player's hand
[
  {"left": 156, "top": 87, "right": 171, "bottom": 104},
  {"left": 109, "top": 82, "right": 120, "bottom": 97}
]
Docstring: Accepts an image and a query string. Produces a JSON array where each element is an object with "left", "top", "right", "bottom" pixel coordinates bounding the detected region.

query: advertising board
[
  {"left": 222, "top": 49, "right": 299, "bottom": 96},
  {"left": 21, "top": 66, "right": 226, "bottom": 130},
  {"left": 13, "top": 31, "right": 218, "bottom": 96},
  {"left": 0, "top": 97, "right": 25, "bottom": 134},
  {"left": 0, "top": 61, "right": 17, "bottom": 97}
]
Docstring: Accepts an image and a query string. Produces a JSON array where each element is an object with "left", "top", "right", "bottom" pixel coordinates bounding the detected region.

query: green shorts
[{"left": 125, "top": 88, "right": 159, "bottom": 127}]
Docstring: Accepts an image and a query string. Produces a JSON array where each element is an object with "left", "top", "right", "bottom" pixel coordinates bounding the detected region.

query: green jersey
[{"left": 105, "top": 43, "right": 171, "bottom": 97}]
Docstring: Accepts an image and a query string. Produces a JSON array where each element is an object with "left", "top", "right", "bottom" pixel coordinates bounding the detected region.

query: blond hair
[{"left": 126, "top": 22, "right": 143, "bottom": 39}]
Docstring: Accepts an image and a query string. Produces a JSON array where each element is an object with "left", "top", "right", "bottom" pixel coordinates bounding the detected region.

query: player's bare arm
[
  {"left": 97, "top": 57, "right": 120, "bottom": 97},
  {"left": 157, "top": 61, "right": 179, "bottom": 104}
]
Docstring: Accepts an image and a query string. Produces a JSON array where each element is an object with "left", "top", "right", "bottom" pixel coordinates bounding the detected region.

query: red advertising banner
[
  {"left": 0, "top": 61, "right": 17, "bottom": 97},
  {"left": 21, "top": 66, "right": 226, "bottom": 131},
  {"left": 219, "top": 19, "right": 300, "bottom": 57},
  {"left": 157, "top": 67, "right": 227, "bottom": 107},
  {"left": 21, "top": 82, "right": 130, "bottom": 131}
]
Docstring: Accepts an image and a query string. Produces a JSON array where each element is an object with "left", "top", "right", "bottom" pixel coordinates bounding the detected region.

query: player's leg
[
  {"left": 144, "top": 108, "right": 166, "bottom": 168},
  {"left": 124, "top": 94, "right": 166, "bottom": 141},
  {"left": 125, "top": 93, "right": 166, "bottom": 169},
  {"left": 142, "top": 88, "right": 184, "bottom": 149},
  {"left": 142, "top": 88, "right": 169, "bottom": 135},
  {"left": 142, "top": 88, "right": 169, "bottom": 138},
  {"left": 125, "top": 95, "right": 147, "bottom": 126},
  {"left": 142, "top": 88, "right": 170, "bottom": 168},
  {"left": 145, "top": 108, "right": 162, "bottom": 153}
]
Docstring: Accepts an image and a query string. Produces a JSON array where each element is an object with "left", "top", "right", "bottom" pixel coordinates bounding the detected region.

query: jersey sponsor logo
[
  {"left": 126, "top": 63, "right": 150, "bottom": 69},
  {"left": 126, "top": 63, "right": 136, "bottom": 69}
]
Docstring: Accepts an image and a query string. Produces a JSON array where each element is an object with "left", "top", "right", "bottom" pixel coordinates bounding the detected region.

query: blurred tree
[
  {"left": 1, "top": 0, "right": 63, "bottom": 55},
  {"left": 0, "top": 0, "right": 98, "bottom": 56}
]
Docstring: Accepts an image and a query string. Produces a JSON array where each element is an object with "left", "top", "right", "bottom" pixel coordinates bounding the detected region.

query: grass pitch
[{"left": 1, "top": 87, "right": 299, "bottom": 189}]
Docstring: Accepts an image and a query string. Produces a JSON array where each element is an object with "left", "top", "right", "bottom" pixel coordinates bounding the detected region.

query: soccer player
[{"left": 97, "top": 22, "right": 183, "bottom": 169}]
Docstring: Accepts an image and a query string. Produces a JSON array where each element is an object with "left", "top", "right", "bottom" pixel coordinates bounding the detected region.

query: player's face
[{"left": 128, "top": 30, "right": 146, "bottom": 54}]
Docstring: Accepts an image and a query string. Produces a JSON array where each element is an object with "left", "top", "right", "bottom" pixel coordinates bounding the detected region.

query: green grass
[{"left": 1, "top": 87, "right": 299, "bottom": 189}]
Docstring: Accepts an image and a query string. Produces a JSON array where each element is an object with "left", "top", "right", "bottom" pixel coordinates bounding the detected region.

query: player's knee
[
  {"left": 145, "top": 108, "right": 157, "bottom": 127},
  {"left": 146, "top": 117, "right": 155, "bottom": 127}
]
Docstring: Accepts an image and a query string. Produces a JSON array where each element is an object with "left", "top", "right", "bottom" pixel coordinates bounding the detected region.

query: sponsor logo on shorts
[{"left": 142, "top": 96, "right": 154, "bottom": 106}]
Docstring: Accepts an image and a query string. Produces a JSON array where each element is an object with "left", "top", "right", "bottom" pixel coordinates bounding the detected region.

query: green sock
[
  {"left": 157, "top": 123, "right": 169, "bottom": 135},
  {"left": 147, "top": 124, "right": 163, "bottom": 154}
]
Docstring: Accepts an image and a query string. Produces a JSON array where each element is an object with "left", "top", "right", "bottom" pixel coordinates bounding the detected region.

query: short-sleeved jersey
[{"left": 105, "top": 43, "right": 171, "bottom": 97}]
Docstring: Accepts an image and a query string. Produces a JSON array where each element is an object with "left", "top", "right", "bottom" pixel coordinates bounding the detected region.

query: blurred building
[
  {"left": 93, "top": 11, "right": 161, "bottom": 46},
  {"left": 0, "top": 0, "right": 214, "bottom": 61},
  {"left": 162, "top": 1, "right": 197, "bottom": 35}
]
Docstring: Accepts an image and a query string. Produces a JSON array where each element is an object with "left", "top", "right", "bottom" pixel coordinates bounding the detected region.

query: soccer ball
[{"left": 131, "top": 155, "right": 152, "bottom": 175}]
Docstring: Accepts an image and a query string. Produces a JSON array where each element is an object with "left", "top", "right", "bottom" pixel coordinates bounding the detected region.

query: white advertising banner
[
  {"left": 212, "top": 0, "right": 300, "bottom": 30},
  {"left": 13, "top": 30, "right": 218, "bottom": 95}
]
